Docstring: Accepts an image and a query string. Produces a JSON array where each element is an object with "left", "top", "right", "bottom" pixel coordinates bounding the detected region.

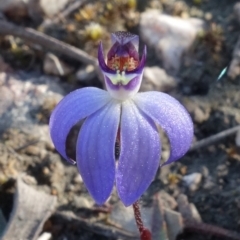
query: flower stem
[{"left": 132, "top": 201, "right": 152, "bottom": 240}]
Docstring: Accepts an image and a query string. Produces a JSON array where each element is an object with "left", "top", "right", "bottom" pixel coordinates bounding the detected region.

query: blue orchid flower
[{"left": 49, "top": 31, "right": 193, "bottom": 206}]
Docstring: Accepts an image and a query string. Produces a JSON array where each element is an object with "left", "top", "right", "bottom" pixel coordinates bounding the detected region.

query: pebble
[
  {"left": 216, "top": 164, "right": 228, "bottom": 177},
  {"left": 73, "top": 196, "right": 93, "bottom": 209},
  {"left": 141, "top": 66, "right": 177, "bottom": 92},
  {"left": 39, "top": 0, "right": 69, "bottom": 17},
  {"left": 203, "top": 178, "right": 215, "bottom": 190},
  {"left": 37, "top": 232, "right": 52, "bottom": 240},
  {"left": 159, "top": 190, "right": 177, "bottom": 210},
  {"left": 177, "top": 194, "right": 202, "bottom": 222},
  {"left": 184, "top": 98, "right": 210, "bottom": 124},
  {"left": 228, "top": 36, "right": 240, "bottom": 79},
  {"left": 109, "top": 202, "right": 152, "bottom": 233},
  {"left": 73, "top": 174, "right": 83, "bottom": 184},
  {"left": 0, "top": 0, "right": 70, "bottom": 20},
  {"left": 140, "top": 10, "right": 205, "bottom": 73},
  {"left": 24, "top": 145, "right": 41, "bottom": 156},
  {"left": 234, "top": 2, "right": 240, "bottom": 23},
  {"left": 182, "top": 173, "right": 202, "bottom": 191},
  {"left": 235, "top": 129, "right": 240, "bottom": 147},
  {"left": 201, "top": 166, "right": 209, "bottom": 178}
]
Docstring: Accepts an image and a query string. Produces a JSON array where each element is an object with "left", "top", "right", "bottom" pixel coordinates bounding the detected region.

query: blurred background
[{"left": 0, "top": 0, "right": 240, "bottom": 240}]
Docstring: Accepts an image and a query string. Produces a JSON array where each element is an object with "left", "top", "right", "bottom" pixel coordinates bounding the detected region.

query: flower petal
[
  {"left": 98, "top": 42, "right": 115, "bottom": 74},
  {"left": 111, "top": 31, "right": 139, "bottom": 50},
  {"left": 77, "top": 100, "right": 121, "bottom": 204},
  {"left": 134, "top": 92, "right": 193, "bottom": 165},
  {"left": 49, "top": 87, "right": 111, "bottom": 164},
  {"left": 116, "top": 100, "right": 161, "bottom": 206}
]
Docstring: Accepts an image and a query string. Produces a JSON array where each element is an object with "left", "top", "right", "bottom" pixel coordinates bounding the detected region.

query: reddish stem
[{"left": 132, "top": 201, "right": 152, "bottom": 240}]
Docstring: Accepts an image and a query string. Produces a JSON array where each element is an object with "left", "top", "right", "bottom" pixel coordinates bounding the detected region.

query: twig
[
  {"left": 14, "top": 139, "right": 40, "bottom": 152},
  {"left": 51, "top": 211, "right": 139, "bottom": 240},
  {"left": 190, "top": 125, "right": 240, "bottom": 152},
  {"left": 184, "top": 220, "right": 240, "bottom": 240},
  {"left": 0, "top": 20, "right": 97, "bottom": 66}
]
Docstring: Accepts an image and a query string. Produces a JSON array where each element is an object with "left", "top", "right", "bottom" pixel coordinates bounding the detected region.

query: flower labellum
[{"left": 49, "top": 31, "right": 193, "bottom": 206}]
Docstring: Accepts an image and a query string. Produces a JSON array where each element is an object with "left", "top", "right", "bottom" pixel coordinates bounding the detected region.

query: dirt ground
[{"left": 1, "top": 0, "right": 240, "bottom": 240}]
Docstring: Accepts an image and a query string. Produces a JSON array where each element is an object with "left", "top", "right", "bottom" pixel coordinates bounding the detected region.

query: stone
[
  {"left": 109, "top": 202, "right": 152, "bottom": 234},
  {"left": 152, "top": 193, "right": 183, "bottom": 240},
  {"left": 184, "top": 98, "right": 210, "bottom": 124},
  {"left": 140, "top": 10, "right": 205, "bottom": 73},
  {"left": 216, "top": 164, "right": 228, "bottom": 177},
  {"left": 141, "top": 66, "right": 177, "bottom": 92},
  {"left": 234, "top": 2, "right": 240, "bottom": 23},
  {"left": 165, "top": 209, "right": 183, "bottom": 240},
  {"left": 39, "top": 0, "right": 69, "bottom": 17},
  {"left": 73, "top": 196, "right": 93, "bottom": 209},
  {"left": 0, "top": 72, "right": 64, "bottom": 134},
  {"left": 159, "top": 190, "right": 177, "bottom": 210},
  {"left": 177, "top": 194, "right": 202, "bottom": 222},
  {"left": 37, "top": 232, "right": 52, "bottom": 240},
  {"left": 203, "top": 177, "right": 215, "bottom": 190},
  {"left": 201, "top": 166, "right": 209, "bottom": 178},
  {"left": 235, "top": 129, "right": 240, "bottom": 147},
  {"left": 182, "top": 173, "right": 202, "bottom": 191},
  {"left": 228, "top": 36, "right": 240, "bottom": 79}
]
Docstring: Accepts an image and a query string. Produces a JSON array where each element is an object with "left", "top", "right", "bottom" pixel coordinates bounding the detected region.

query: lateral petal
[
  {"left": 49, "top": 87, "right": 111, "bottom": 164},
  {"left": 134, "top": 92, "right": 193, "bottom": 165},
  {"left": 116, "top": 100, "right": 161, "bottom": 206},
  {"left": 77, "top": 100, "right": 121, "bottom": 204}
]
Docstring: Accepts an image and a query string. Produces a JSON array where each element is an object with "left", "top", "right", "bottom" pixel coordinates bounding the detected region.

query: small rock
[
  {"left": 235, "top": 129, "right": 240, "bottom": 147},
  {"left": 228, "top": 36, "right": 240, "bottom": 79},
  {"left": 203, "top": 177, "right": 215, "bottom": 190},
  {"left": 140, "top": 10, "right": 205, "bottom": 73},
  {"left": 37, "top": 232, "right": 52, "bottom": 240},
  {"left": 184, "top": 98, "right": 210, "bottom": 124},
  {"left": 73, "top": 196, "right": 93, "bottom": 209},
  {"left": 182, "top": 173, "right": 202, "bottom": 191},
  {"left": 201, "top": 166, "right": 209, "bottom": 178},
  {"left": 109, "top": 202, "right": 152, "bottom": 234},
  {"left": 76, "top": 65, "right": 96, "bottom": 82},
  {"left": 39, "top": 0, "right": 69, "bottom": 17},
  {"left": 216, "top": 164, "right": 228, "bottom": 177},
  {"left": 73, "top": 174, "right": 83, "bottom": 184},
  {"left": 165, "top": 209, "right": 183, "bottom": 240},
  {"left": 234, "top": 2, "right": 240, "bottom": 23},
  {"left": 43, "top": 53, "right": 74, "bottom": 77},
  {"left": 24, "top": 145, "right": 41, "bottom": 156},
  {"left": 152, "top": 193, "right": 183, "bottom": 240},
  {"left": 193, "top": 107, "right": 209, "bottom": 124},
  {"left": 141, "top": 66, "right": 177, "bottom": 92},
  {"left": 22, "top": 175, "right": 37, "bottom": 186},
  {"left": 177, "top": 194, "right": 202, "bottom": 222},
  {"left": 159, "top": 190, "right": 177, "bottom": 210}
]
